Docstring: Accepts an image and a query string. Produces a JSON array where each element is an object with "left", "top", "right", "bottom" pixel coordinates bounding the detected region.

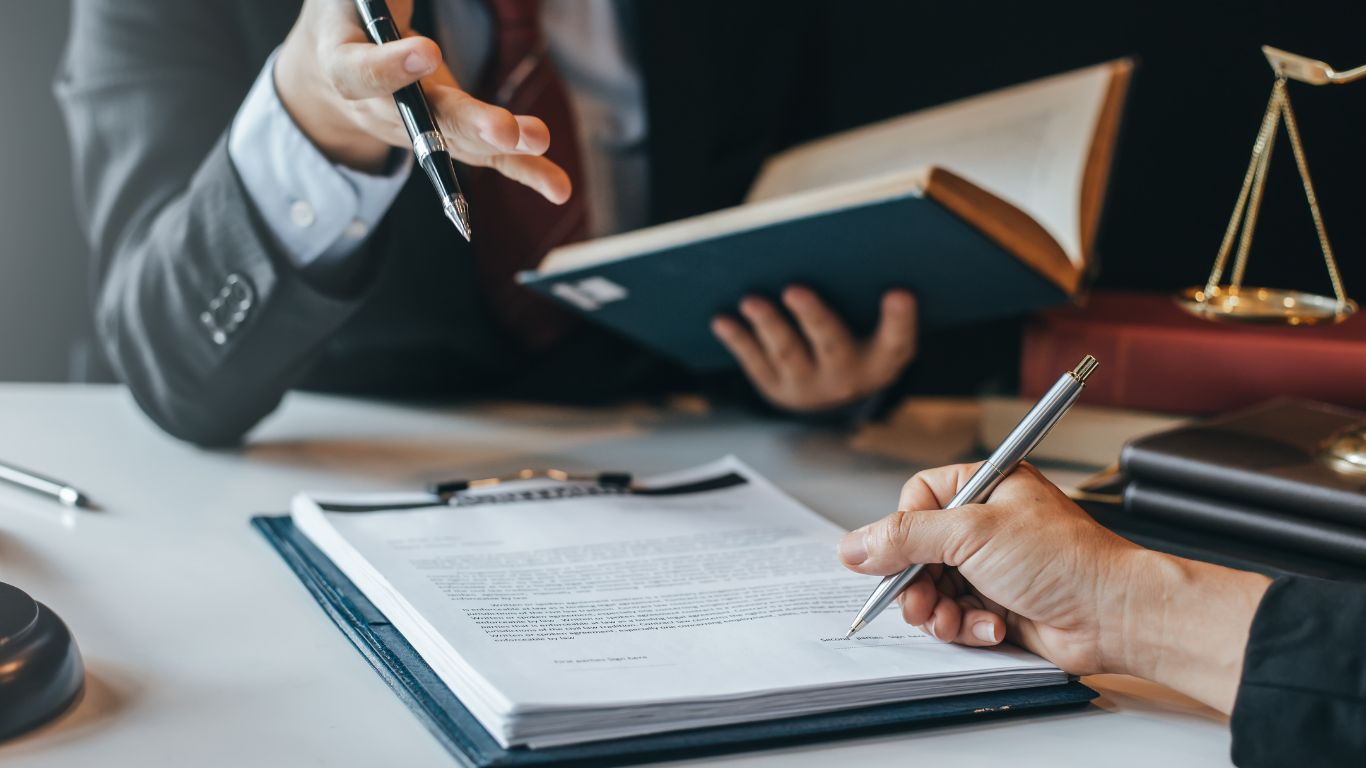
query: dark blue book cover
[
  {"left": 520, "top": 59, "right": 1137, "bottom": 372},
  {"left": 520, "top": 190, "right": 1072, "bottom": 371}
]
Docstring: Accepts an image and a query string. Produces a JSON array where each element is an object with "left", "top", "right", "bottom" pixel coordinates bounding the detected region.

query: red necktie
[{"left": 470, "top": 0, "right": 588, "bottom": 352}]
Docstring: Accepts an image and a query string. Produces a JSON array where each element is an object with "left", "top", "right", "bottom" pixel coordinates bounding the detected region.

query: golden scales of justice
[
  {"left": 1176, "top": 46, "right": 1366, "bottom": 326},
  {"left": 1170, "top": 46, "right": 1366, "bottom": 477}
]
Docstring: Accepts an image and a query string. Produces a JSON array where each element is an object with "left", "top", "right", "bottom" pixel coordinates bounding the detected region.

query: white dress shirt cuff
[{"left": 228, "top": 49, "right": 413, "bottom": 270}]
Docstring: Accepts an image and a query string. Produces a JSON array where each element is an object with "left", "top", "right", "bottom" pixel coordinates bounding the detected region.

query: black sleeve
[
  {"left": 1231, "top": 575, "right": 1366, "bottom": 766},
  {"left": 55, "top": 1, "right": 375, "bottom": 447}
]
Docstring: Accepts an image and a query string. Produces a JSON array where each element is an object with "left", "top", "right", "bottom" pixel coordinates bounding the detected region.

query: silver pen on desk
[
  {"left": 845, "top": 354, "right": 1099, "bottom": 638},
  {"left": 0, "top": 459, "right": 92, "bottom": 509}
]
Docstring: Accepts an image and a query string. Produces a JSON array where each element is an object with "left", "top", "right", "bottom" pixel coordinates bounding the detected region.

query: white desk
[{"left": 0, "top": 385, "right": 1233, "bottom": 767}]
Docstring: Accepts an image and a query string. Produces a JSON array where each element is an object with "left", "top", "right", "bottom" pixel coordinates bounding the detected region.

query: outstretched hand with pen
[{"left": 274, "top": 0, "right": 571, "bottom": 204}]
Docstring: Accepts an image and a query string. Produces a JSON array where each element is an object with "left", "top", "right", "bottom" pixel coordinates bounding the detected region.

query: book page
[
  {"left": 748, "top": 64, "right": 1117, "bottom": 265},
  {"left": 293, "top": 457, "right": 1063, "bottom": 747}
]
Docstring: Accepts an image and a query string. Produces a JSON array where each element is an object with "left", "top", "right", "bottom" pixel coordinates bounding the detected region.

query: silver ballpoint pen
[
  {"left": 845, "top": 354, "right": 1099, "bottom": 638},
  {"left": 0, "top": 459, "right": 92, "bottom": 509}
]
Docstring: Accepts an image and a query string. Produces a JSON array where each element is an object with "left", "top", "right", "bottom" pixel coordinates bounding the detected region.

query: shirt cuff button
[
  {"left": 343, "top": 219, "right": 369, "bottom": 240},
  {"left": 290, "top": 199, "right": 316, "bottom": 228}
]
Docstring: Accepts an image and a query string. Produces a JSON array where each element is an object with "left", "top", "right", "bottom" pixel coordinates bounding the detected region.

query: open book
[
  {"left": 290, "top": 457, "right": 1069, "bottom": 749},
  {"left": 520, "top": 60, "right": 1132, "bottom": 370}
]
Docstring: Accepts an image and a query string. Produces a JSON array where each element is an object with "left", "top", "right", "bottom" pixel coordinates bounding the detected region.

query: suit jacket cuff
[{"left": 1230, "top": 574, "right": 1366, "bottom": 766}]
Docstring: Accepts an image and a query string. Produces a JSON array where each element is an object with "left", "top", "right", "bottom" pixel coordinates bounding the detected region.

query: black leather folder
[
  {"left": 252, "top": 515, "right": 1096, "bottom": 767},
  {"left": 1121, "top": 398, "right": 1366, "bottom": 528},
  {"left": 1119, "top": 398, "right": 1366, "bottom": 565},
  {"left": 1123, "top": 481, "right": 1366, "bottom": 567}
]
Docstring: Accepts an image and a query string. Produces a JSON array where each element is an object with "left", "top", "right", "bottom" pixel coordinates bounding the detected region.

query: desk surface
[{"left": 0, "top": 385, "right": 1233, "bottom": 767}]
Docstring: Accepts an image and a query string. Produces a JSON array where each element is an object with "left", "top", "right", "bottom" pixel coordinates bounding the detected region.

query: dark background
[{"left": 2, "top": 1, "right": 1363, "bottom": 382}]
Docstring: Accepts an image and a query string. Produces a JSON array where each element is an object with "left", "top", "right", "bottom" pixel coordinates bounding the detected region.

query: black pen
[{"left": 354, "top": 0, "right": 472, "bottom": 240}]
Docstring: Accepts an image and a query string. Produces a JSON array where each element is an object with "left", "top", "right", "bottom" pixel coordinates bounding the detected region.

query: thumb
[
  {"left": 837, "top": 506, "right": 984, "bottom": 575},
  {"left": 326, "top": 35, "right": 442, "bottom": 100}
]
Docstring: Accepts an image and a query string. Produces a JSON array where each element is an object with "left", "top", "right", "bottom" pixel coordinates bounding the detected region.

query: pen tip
[
  {"left": 444, "top": 197, "right": 472, "bottom": 242},
  {"left": 845, "top": 619, "right": 867, "bottom": 639}
]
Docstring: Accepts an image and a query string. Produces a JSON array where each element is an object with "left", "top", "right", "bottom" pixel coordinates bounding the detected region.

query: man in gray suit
[{"left": 56, "top": 0, "right": 921, "bottom": 446}]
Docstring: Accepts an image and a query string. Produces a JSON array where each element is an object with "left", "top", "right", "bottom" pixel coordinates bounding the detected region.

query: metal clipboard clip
[
  {"left": 429, "top": 469, "right": 636, "bottom": 507},
  {"left": 315, "top": 469, "right": 750, "bottom": 513},
  {"left": 429, "top": 469, "right": 750, "bottom": 507}
]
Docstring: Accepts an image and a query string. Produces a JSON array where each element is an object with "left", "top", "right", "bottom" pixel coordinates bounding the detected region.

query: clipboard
[{"left": 251, "top": 468, "right": 1096, "bottom": 766}]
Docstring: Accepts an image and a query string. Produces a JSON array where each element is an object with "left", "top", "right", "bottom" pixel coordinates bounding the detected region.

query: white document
[{"left": 292, "top": 457, "right": 1065, "bottom": 748}]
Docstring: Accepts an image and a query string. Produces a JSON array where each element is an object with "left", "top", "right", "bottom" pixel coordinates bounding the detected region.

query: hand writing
[{"left": 838, "top": 462, "right": 1270, "bottom": 712}]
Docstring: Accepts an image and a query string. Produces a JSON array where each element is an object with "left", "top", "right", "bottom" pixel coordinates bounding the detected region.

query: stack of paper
[{"left": 292, "top": 457, "right": 1067, "bottom": 749}]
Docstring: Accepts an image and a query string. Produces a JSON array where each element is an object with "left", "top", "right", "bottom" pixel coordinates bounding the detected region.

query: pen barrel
[
  {"left": 353, "top": 1, "right": 441, "bottom": 143},
  {"left": 394, "top": 84, "right": 440, "bottom": 144},
  {"left": 936, "top": 373, "right": 1081, "bottom": 510},
  {"left": 0, "top": 462, "right": 82, "bottom": 506},
  {"left": 355, "top": 0, "right": 400, "bottom": 44},
  {"left": 418, "top": 150, "right": 463, "bottom": 204},
  {"left": 977, "top": 370, "right": 1086, "bottom": 482},
  {"left": 353, "top": 0, "right": 462, "bottom": 216}
]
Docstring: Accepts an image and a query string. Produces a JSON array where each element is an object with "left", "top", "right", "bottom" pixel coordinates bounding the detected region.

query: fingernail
[
  {"left": 838, "top": 531, "right": 868, "bottom": 565},
  {"left": 926, "top": 619, "right": 937, "bottom": 638},
  {"left": 404, "top": 52, "right": 435, "bottom": 74},
  {"left": 972, "top": 621, "right": 998, "bottom": 643}
]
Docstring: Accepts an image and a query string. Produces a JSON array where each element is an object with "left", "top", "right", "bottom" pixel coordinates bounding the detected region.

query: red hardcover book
[{"left": 1020, "top": 292, "right": 1366, "bottom": 414}]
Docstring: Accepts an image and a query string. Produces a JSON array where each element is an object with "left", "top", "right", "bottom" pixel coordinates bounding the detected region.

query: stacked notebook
[
  {"left": 1121, "top": 399, "right": 1366, "bottom": 566},
  {"left": 256, "top": 457, "right": 1093, "bottom": 764}
]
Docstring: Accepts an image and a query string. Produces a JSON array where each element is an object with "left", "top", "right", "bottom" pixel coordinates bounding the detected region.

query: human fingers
[
  {"left": 345, "top": 89, "right": 552, "bottom": 170},
  {"left": 324, "top": 36, "right": 442, "bottom": 100},
  {"left": 895, "top": 570, "right": 942, "bottom": 627},
  {"left": 838, "top": 503, "right": 989, "bottom": 575},
  {"left": 896, "top": 569, "right": 1004, "bottom": 645},
  {"left": 896, "top": 463, "right": 991, "bottom": 513},
  {"left": 954, "top": 603, "right": 1006, "bottom": 646},
  {"left": 712, "top": 316, "right": 780, "bottom": 394},
  {"left": 467, "top": 153, "right": 572, "bottom": 204},
  {"left": 739, "top": 296, "right": 814, "bottom": 379},
  {"left": 864, "top": 290, "right": 918, "bottom": 383},
  {"left": 781, "top": 286, "right": 856, "bottom": 370},
  {"left": 925, "top": 594, "right": 963, "bottom": 642},
  {"left": 510, "top": 115, "right": 551, "bottom": 154},
  {"left": 427, "top": 87, "right": 524, "bottom": 154}
]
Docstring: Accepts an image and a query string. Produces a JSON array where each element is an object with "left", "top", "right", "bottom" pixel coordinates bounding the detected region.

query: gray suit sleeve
[{"left": 56, "top": 0, "right": 372, "bottom": 446}]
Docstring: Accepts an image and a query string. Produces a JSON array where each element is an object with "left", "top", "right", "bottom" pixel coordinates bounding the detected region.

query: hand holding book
[
  {"left": 521, "top": 61, "right": 1133, "bottom": 371},
  {"left": 712, "top": 286, "right": 918, "bottom": 412}
]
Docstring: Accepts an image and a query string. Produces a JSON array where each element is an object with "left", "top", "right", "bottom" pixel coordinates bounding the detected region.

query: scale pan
[{"left": 1176, "top": 285, "right": 1357, "bottom": 326}]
